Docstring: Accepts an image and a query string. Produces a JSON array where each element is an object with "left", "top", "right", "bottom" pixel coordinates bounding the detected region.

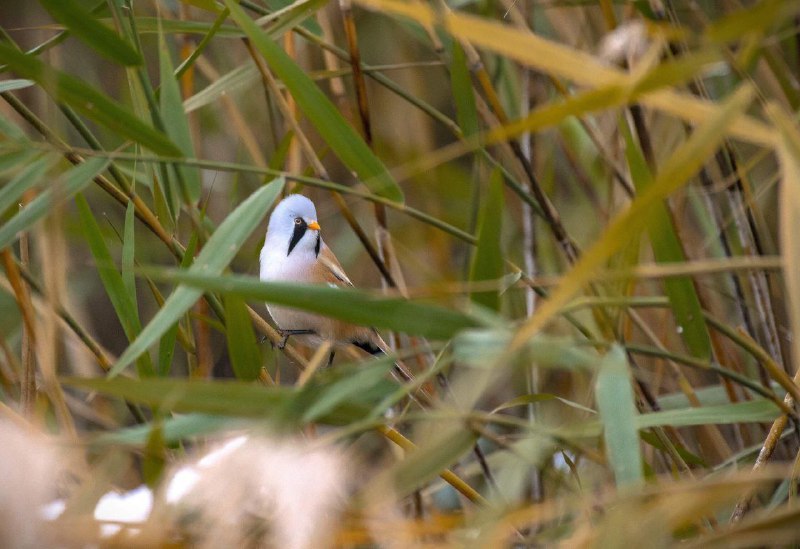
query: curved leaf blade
[
  {"left": 39, "top": 0, "right": 143, "bottom": 66},
  {"left": 223, "top": 295, "right": 263, "bottom": 381},
  {"left": 109, "top": 178, "right": 285, "bottom": 377},
  {"left": 469, "top": 169, "right": 504, "bottom": 311},
  {"left": 0, "top": 157, "right": 111, "bottom": 250},
  {"left": 139, "top": 270, "right": 482, "bottom": 341},
  {"left": 622, "top": 119, "right": 712, "bottom": 359}
]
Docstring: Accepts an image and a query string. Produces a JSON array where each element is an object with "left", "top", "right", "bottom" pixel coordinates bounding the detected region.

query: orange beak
[{"left": 307, "top": 220, "right": 321, "bottom": 231}]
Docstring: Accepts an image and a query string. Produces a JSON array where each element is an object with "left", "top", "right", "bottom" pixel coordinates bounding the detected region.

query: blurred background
[{"left": 1, "top": 0, "right": 799, "bottom": 545}]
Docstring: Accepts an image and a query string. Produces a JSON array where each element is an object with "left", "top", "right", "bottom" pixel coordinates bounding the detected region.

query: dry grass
[{"left": 1, "top": 0, "right": 800, "bottom": 546}]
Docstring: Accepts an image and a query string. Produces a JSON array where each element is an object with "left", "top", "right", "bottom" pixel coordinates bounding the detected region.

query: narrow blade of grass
[
  {"left": 76, "top": 193, "right": 154, "bottom": 377},
  {"left": 0, "top": 156, "right": 111, "bottom": 250},
  {"left": 109, "top": 178, "right": 285, "bottom": 377},
  {"left": 450, "top": 41, "right": 479, "bottom": 138},
  {"left": 63, "top": 376, "right": 373, "bottom": 425},
  {"left": 637, "top": 399, "right": 781, "bottom": 428},
  {"left": 39, "top": 0, "right": 142, "bottom": 65},
  {"left": 223, "top": 294, "right": 263, "bottom": 381},
  {"left": 138, "top": 270, "right": 483, "bottom": 341},
  {"left": 223, "top": 0, "right": 404, "bottom": 202},
  {"left": 622, "top": 120, "right": 712, "bottom": 360},
  {"left": 0, "top": 79, "right": 34, "bottom": 93},
  {"left": 158, "top": 30, "right": 201, "bottom": 204},
  {"left": 469, "top": 168, "right": 504, "bottom": 312}
]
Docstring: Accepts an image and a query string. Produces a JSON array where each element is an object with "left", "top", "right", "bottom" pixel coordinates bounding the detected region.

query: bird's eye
[{"left": 294, "top": 217, "right": 302, "bottom": 225}]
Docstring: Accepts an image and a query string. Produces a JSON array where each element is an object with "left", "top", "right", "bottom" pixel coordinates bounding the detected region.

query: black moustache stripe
[
  {"left": 314, "top": 234, "right": 321, "bottom": 257},
  {"left": 287, "top": 220, "right": 307, "bottom": 256}
]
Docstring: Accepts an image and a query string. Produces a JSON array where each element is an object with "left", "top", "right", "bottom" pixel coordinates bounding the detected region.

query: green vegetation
[{"left": 1, "top": 0, "right": 800, "bottom": 545}]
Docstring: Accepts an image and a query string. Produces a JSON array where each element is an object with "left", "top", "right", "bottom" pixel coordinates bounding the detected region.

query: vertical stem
[
  {"left": 18, "top": 231, "right": 35, "bottom": 416},
  {"left": 520, "top": 46, "right": 543, "bottom": 508},
  {"left": 3, "top": 246, "right": 36, "bottom": 416}
]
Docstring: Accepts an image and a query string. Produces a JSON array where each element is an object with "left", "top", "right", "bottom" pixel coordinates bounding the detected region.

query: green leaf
[
  {"left": 562, "top": 397, "right": 786, "bottom": 441},
  {"left": 223, "top": 0, "right": 404, "bottom": 202},
  {"left": 184, "top": 63, "right": 257, "bottom": 113},
  {"left": 450, "top": 41, "right": 479, "bottom": 138},
  {"left": 158, "top": 31, "right": 201, "bottom": 204},
  {"left": 138, "top": 270, "right": 483, "bottom": 341},
  {"left": 109, "top": 178, "right": 285, "bottom": 377},
  {"left": 657, "top": 382, "right": 783, "bottom": 410},
  {"left": 0, "top": 153, "right": 58, "bottom": 215},
  {"left": 157, "top": 322, "right": 179, "bottom": 377},
  {"left": 469, "top": 169, "right": 504, "bottom": 311},
  {"left": 66, "top": 376, "right": 301, "bottom": 418},
  {"left": 640, "top": 430, "right": 706, "bottom": 467},
  {"left": 301, "top": 359, "right": 395, "bottom": 422},
  {"left": 95, "top": 414, "right": 237, "bottom": 447},
  {"left": 393, "top": 427, "right": 477, "bottom": 496},
  {"left": 142, "top": 420, "right": 166, "bottom": 486},
  {"left": 223, "top": 295, "right": 263, "bottom": 381},
  {"left": 637, "top": 399, "right": 781, "bottom": 428},
  {"left": 0, "top": 149, "right": 37, "bottom": 176},
  {"left": 454, "top": 330, "right": 600, "bottom": 372},
  {"left": 63, "top": 376, "right": 371, "bottom": 426},
  {"left": 0, "top": 157, "right": 111, "bottom": 250},
  {"left": 0, "top": 43, "right": 180, "bottom": 156},
  {"left": 622, "top": 119, "right": 712, "bottom": 360},
  {"left": 158, "top": 231, "right": 199, "bottom": 376},
  {"left": 39, "top": 0, "right": 142, "bottom": 65},
  {"left": 0, "top": 79, "right": 34, "bottom": 93},
  {"left": 595, "top": 345, "right": 643, "bottom": 488},
  {"left": 76, "top": 194, "right": 154, "bottom": 377}
]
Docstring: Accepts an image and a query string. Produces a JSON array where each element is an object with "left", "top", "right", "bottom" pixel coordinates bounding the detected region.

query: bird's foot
[{"left": 276, "top": 329, "right": 317, "bottom": 349}]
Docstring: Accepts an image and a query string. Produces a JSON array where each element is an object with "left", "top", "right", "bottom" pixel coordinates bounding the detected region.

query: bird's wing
[{"left": 318, "top": 245, "right": 354, "bottom": 287}]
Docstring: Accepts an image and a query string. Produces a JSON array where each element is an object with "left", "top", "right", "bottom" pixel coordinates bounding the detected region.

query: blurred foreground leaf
[
  {"left": 0, "top": 156, "right": 111, "bottom": 250},
  {"left": 64, "top": 375, "right": 375, "bottom": 426},
  {"left": 39, "top": 0, "right": 142, "bottom": 65},
  {"left": 141, "top": 270, "right": 484, "bottom": 341},
  {"left": 595, "top": 345, "right": 643, "bottom": 488}
]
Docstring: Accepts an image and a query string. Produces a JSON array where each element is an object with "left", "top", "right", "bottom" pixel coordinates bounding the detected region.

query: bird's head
[{"left": 265, "top": 194, "right": 322, "bottom": 257}]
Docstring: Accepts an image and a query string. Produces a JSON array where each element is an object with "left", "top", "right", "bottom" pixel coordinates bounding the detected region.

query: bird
[
  {"left": 260, "top": 196, "right": 494, "bottom": 481},
  {"left": 259, "top": 194, "right": 412, "bottom": 380}
]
